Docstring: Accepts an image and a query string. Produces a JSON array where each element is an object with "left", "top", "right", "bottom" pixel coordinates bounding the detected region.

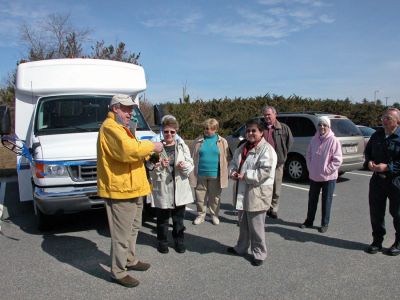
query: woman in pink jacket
[{"left": 299, "top": 116, "right": 343, "bottom": 233}]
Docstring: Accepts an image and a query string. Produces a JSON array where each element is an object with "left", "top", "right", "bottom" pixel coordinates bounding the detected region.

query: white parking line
[
  {"left": 282, "top": 183, "right": 309, "bottom": 192},
  {"left": 346, "top": 171, "right": 372, "bottom": 177},
  {"left": 282, "top": 183, "right": 336, "bottom": 196}
]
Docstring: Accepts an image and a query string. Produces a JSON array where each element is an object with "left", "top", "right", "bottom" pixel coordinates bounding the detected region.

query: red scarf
[{"left": 239, "top": 141, "right": 260, "bottom": 170}]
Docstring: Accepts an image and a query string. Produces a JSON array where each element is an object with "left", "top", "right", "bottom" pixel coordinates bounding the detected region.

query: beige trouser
[
  {"left": 195, "top": 176, "right": 222, "bottom": 217},
  {"left": 270, "top": 164, "right": 284, "bottom": 213},
  {"left": 105, "top": 197, "right": 143, "bottom": 279},
  {"left": 234, "top": 210, "right": 267, "bottom": 260}
]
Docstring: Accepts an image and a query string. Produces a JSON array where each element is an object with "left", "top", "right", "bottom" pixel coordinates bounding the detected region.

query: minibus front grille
[{"left": 69, "top": 164, "right": 97, "bottom": 182}]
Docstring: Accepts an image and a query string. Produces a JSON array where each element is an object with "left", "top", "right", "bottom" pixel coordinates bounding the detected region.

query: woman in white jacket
[
  {"left": 228, "top": 118, "right": 277, "bottom": 266},
  {"left": 147, "top": 115, "right": 194, "bottom": 254}
]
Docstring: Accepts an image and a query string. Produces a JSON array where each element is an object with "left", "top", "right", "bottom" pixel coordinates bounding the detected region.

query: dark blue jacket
[{"left": 364, "top": 127, "right": 400, "bottom": 177}]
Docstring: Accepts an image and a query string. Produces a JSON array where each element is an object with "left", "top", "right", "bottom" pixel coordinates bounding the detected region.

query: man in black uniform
[{"left": 364, "top": 108, "right": 400, "bottom": 256}]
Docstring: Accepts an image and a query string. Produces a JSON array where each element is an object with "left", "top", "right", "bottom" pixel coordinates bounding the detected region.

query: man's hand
[{"left": 368, "top": 161, "right": 388, "bottom": 172}]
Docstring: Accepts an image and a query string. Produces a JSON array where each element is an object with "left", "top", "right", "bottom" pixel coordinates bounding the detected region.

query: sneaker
[
  {"left": 318, "top": 225, "right": 328, "bottom": 233},
  {"left": 126, "top": 261, "right": 150, "bottom": 271},
  {"left": 364, "top": 242, "right": 383, "bottom": 254},
  {"left": 193, "top": 216, "right": 205, "bottom": 225},
  {"left": 111, "top": 275, "right": 139, "bottom": 288},
  {"left": 386, "top": 241, "right": 400, "bottom": 256},
  {"left": 211, "top": 216, "right": 220, "bottom": 225},
  {"left": 157, "top": 243, "right": 169, "bottom": 254}
]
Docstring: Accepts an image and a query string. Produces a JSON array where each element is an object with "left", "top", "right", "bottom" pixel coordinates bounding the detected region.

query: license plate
[{"left": 343, "top": 146, "right": 357, "bottom": 154}]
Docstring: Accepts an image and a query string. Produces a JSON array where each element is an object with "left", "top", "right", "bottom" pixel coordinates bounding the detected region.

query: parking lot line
[
  {"left": 282, "top": 183, "right": 309, "bottom": 192},
  {"left": 282, "top": 183, "right": 336, "bottom": 196},
  {"left": 347, "top": 172, "right": 372, "bottom": 177}
]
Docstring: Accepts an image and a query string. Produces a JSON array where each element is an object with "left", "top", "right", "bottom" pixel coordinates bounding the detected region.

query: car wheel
[{"left": 285, "top": 155, "right": 308, "bottom": 182}]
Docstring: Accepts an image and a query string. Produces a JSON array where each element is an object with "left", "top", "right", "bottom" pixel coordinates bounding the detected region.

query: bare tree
[{"left": 19, "top": 13, "right": 91, "bottom": 61}]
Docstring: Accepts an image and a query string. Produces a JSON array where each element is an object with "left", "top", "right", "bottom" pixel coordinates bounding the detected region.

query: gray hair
[
  {"left": 262, "top": 105, "right": 277, "bottom": 114},
  {"left": 385, "top": 107, "right": 400, "bottom": 123},
  {"left": 161, "top": 114, "right": 179, "bottom": 130}
]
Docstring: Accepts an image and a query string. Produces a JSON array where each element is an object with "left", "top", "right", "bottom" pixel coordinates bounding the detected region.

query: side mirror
[
  {"left": 0, "top": 105, "right": 11, "bottom": 135},
  {"left": 153, "top": 104, "right": 167, "bottom": 126}
]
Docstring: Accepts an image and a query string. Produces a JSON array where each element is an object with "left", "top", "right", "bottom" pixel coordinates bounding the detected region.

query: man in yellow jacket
[{"left": 97, "top": 94, "right": 163, "bottom": 288}]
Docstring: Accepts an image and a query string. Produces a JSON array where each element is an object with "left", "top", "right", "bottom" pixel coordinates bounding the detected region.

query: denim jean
[{"left": 306, "top": 179, "right": 336, "bottom": 226}]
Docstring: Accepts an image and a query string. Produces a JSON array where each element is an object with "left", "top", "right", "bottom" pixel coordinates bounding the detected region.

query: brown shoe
[
  {"left": 111, "top": 275, "right": 139, "bottom": 288},
  {"left": 126, "top": 261, "right": 151, "bottom": 271}
]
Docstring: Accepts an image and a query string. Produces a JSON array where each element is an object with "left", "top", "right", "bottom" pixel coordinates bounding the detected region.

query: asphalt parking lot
[{"left": 0, "top": 170, "right": 399, "bottom": 299}]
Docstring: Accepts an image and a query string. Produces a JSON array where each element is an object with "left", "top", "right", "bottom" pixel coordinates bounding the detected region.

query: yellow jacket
[{"left": 97, "top": 112, "right": 154, "bottom": 199}]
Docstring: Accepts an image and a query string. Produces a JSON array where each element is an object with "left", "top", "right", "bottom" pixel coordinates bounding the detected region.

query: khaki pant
[
  {"left": 234, "top": 210, "right": 267, "bottom": 260},
  {"left": 270, "top": 164, "right": 284, "bottom": 212},
  {"left": 105, "top": 197, "right": 143, "bottom": 279},
  {"left": 195, "top": 176, "right": 222, "bottom": 217}
]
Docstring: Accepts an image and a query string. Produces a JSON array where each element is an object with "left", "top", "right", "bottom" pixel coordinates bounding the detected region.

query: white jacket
[
  {"left": 148, "top": 139, "right": 194, "bottom": 209},
  {"left": 230, "top": 138, "right": 277, "bottom": 212}
]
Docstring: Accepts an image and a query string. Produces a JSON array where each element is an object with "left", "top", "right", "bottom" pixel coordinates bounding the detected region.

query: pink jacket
[{"left": 306, "top": 130, "right": 343, "bottom": 182}]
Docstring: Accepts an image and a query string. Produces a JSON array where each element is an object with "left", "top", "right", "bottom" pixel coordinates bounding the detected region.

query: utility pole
[
  {"left": 385, "top": 96, "right": 390, "bottom": 107},
  {"left": 374, "top": 90, "right": 379, "bottom": 103}
]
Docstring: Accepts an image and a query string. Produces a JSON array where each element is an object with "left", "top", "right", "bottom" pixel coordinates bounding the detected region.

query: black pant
[
  {"left": 156, "top": 206, "right": 186, "bottom": 246},
  {"left": 369, "top": 174, "right": 400, "bottom": 243}
]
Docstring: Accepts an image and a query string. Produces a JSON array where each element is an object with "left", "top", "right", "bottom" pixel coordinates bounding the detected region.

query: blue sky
[{"left": 0, "top": 0, "right": 399, "bottom": 105}]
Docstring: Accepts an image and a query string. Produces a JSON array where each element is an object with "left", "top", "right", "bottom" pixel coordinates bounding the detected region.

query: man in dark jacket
[
  {"left": 262, "top": 106, "right": 293, "bottom": 219},
  {"left": 364, "top": 108, "right": 400, "bottom": 256}
]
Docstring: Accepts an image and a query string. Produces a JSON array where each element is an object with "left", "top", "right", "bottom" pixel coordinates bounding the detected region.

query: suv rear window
[
  {"left": 331, "top": 119, "right": 362, "bottom": 137},
  {"left": 277, "top": 116, "right": 316, "bottom": 137}
]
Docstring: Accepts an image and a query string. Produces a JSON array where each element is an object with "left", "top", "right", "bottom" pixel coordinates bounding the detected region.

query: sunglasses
[
  {"left": 246, "top": 129, "right": 258, "bottom": 133},
  {"left": 163, "top": 130, "right": 176, "bottom": 135}
]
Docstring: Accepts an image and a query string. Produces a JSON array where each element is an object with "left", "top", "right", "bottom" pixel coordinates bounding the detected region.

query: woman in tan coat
[
  {"left": 228, "top": 118, "right": 277, "bottom": 266},
  {"left": 190, "top": 118, "right": 230, "bottom": 225}
]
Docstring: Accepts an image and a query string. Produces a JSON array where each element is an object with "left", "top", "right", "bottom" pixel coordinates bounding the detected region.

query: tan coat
[
  {"left": 190, "top": 134, "right": 231, "bottom": 188},
  {"left": 230, "top": 138, "right": 277, "bottom": 212}
]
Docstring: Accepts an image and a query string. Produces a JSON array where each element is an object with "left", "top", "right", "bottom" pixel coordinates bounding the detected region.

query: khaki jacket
[
  {"left": 230, "top": 138, "right": 277, "bottom": 212},
  {"left": 97, "top": 112, "right": 154, "bottom": 199},
  {"left": 190, "top": 134, "right": 231, "bottom": 188}
]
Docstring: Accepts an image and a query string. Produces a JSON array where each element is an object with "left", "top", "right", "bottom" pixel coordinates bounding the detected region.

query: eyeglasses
[
  {"left": 163, "top": 130, "right": 176, "bottom": 135},
  {"left": 318, "top": 123, "right": 328, "bottom": 127},
  {"left": 246, "top": 129, "right": 258, "bottom": 133},
  {"left": 381, "top": 115, "right": 395, "bottom": 121}
]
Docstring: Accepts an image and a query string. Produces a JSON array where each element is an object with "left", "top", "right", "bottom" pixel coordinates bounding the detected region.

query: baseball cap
[{"left": 110, "top": 94, "right": 136, "bottom": 107}]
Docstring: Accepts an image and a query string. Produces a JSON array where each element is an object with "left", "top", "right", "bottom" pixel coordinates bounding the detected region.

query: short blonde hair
[
  {"left": 161, "top": 114, "right": 179, "bottom": 130},
  {"left": 203, "top": 118, "right": 219, "bottom": 131}
]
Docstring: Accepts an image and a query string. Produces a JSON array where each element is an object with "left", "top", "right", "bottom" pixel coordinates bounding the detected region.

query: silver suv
[{"left": 225, "top": 112, "right": 365, "bottom": 181}]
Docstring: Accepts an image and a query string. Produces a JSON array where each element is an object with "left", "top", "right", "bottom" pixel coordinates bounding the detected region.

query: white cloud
[
  {"left": 319, "top": 14, "right": 335, "bottom": 23},
  {"left": 142, "top": 12, "right": 203, "bottom": 32},
  {"left": 205, "top": 1, "right": 334, "bottom": 45}
]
